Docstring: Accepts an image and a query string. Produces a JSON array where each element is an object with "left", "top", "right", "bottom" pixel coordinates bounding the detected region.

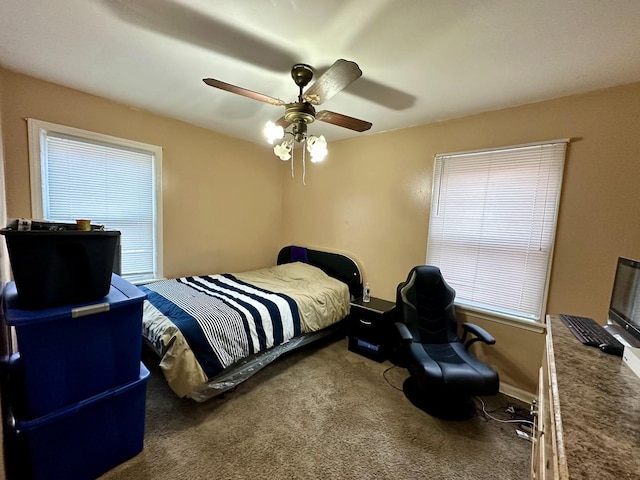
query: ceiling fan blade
[
  {"left": 316, "top": 110, "right": 372, "bottom": 132},
  {"left": 302, "top": 59, "right": 362, "bottom": 105},
  {"left": 274, "top": 116, "right": 291, "bottom": 128},
  {"left": 203, "top": 78, "right": 285, "bottom": 106}
]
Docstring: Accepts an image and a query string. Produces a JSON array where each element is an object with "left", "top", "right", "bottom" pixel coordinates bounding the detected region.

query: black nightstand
[{"left": 348, "top": 297, "right": 396, "bottom": 362}]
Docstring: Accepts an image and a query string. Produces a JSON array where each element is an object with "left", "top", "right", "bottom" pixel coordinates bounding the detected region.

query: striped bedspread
[
  {"left": 141, "top": 262, "right": 350, "bottom": 398},
  {"left": 140, "top": 274, "right": 302, "bottom": 379}
]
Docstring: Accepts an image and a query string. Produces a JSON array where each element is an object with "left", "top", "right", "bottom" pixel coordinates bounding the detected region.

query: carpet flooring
[{"left": 99, "top": 335, "right": 532, "bottom": 479}]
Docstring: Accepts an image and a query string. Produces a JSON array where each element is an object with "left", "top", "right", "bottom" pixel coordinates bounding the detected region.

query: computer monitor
[{"left": 606, "top": 257, "right": 640, "bottom": 347}]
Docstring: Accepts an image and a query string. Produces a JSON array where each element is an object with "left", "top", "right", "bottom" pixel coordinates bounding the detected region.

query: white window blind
[
  {"left": 427, "top": 141, "right": 567, "bottom": 322},
  {"left": 28, "top": 119, "right": 163, "bottom": 284}
]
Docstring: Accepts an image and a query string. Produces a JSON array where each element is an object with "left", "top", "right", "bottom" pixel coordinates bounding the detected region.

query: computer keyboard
[{"left": 559, "top": 314, "right": 624, "bottom": 356}]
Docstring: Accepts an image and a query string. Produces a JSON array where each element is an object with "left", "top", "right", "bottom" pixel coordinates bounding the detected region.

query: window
[
  {"left": 427, "top": 140, "right": 567, "bottom": 323},
  {"left": 28, "top": 119, "right": 163, "bottom": 284}
]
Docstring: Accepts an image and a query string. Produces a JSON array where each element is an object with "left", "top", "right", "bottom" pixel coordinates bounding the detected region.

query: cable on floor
[
  {"left": 475, "top": 397, "right": 535, "bottom": 427},
  {"left": 382, "top": 364, "right": 404, "bottom": 391}
]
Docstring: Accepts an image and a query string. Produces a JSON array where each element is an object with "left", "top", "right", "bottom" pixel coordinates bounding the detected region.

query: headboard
[{"left": 277, "top": 246, "right": 362, "bottom": 300}]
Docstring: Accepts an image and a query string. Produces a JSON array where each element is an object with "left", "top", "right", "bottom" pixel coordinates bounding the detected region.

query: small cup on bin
[{"left": 76, "top": 219, "right": 91, "bottom": 231}]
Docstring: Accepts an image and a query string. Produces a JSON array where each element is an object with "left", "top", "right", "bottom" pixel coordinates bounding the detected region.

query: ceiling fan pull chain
[
  {"left": 291, "top": 147, "right": 294, "bottom": 178},
  {"left": 302, "top": 142, "right": 307, "bottom": 186}
]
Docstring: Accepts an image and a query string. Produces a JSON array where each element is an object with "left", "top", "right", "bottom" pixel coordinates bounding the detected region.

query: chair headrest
[
  {"left": 400, "top": 265, "right": 455, "bottom": 309},
  {"left": 412, "top": 265, "right": 446, "bottom": 288}
]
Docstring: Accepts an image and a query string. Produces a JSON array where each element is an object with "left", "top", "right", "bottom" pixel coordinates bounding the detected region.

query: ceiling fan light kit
[
  {"left": 264, "top": 120, "right": 285, "bottom": 145},
  {"left": 203, "top": 59, "right": 372, "bottom": 183}
]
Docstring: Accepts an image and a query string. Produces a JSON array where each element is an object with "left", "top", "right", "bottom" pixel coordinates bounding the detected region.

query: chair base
[{"left": 402, "top": 377, "right": 477, "bottom": 421}]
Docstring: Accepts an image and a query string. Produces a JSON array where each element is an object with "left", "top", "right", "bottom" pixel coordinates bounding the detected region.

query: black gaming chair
[{"left": 395, "top": 265, "right": 499, "bottom": 420}]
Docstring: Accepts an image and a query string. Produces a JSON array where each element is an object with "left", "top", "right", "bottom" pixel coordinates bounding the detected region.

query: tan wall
[
  {"left": 282, "top": 81, "right": 640, "bottom": 394},
  {"left": 0, "top": 68, "right": 283, "bottom": 277},
  {"left": 0, "top": 68, "right": 7, "bottom": 480},
  {"left": 3, "top": 66, "right": 639, "bottom": 395}
]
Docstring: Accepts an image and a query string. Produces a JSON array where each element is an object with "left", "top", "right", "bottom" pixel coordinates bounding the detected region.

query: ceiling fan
[{"left": 202, "top": 59, "right": 373, "bottom": 143}]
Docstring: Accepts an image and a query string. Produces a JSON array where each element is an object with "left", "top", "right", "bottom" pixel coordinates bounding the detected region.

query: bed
[{"left": 139, "top": 246, "right": 362, "bottom": 401}]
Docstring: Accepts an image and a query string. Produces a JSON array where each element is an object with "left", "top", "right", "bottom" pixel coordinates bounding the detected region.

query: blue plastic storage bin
[
  {"left": 2, "top": 274, "right": 146, "bottom": 418},
  {"left": 8, "top": 363, "right": 149, "bottom": 480}
]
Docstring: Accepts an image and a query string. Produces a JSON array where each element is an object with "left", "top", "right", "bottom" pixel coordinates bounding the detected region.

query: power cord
[
  {"left": 382, "top": 364, "right": 403, "bottom": 391},
  {"left": 475, "top": 397, "right": 535, "bottom": 441},
  {"left": 475, "top": 397, "right": 534, "bottom": 427}
]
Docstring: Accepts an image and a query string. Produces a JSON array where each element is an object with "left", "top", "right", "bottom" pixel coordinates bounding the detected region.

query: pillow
[{"left": 290, "top": 246, "right": 309, "bottom": 263}]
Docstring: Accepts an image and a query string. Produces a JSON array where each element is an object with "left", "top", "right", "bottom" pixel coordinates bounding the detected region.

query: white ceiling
[{"left": 1, "top": 0, "right": 640, "bottom": 146}]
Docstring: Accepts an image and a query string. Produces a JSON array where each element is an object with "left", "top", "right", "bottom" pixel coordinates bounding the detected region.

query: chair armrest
[
  {"left": 461, "top": 322, "right": 496, "bottom": 349},
  {"left": 395, "top": 322, "right": 414, "bottom": 344}
]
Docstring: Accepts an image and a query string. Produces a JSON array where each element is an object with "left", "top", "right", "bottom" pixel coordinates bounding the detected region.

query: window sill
[
  {"left": 455, "top": 305, "right": 547, "bottom": 334},
  {"left": 129, "top": 278, "right": 165, "bottom": 286}
]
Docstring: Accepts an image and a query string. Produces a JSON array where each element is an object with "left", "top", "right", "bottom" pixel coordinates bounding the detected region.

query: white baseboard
[{"left": 499, "top": 382, "right": 536, "bottom": 405}]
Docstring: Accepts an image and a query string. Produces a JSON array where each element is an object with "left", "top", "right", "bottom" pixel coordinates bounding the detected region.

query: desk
[{"left": 532, "top": 315, "right": 640, "bottom": 479}]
